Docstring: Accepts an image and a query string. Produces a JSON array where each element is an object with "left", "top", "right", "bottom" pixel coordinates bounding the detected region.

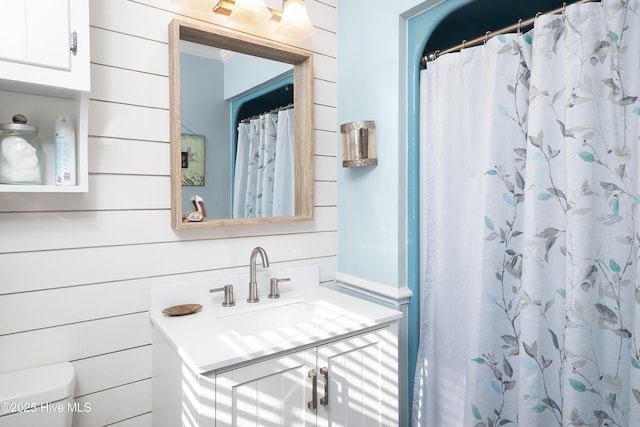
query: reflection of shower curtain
[
  {"left": 413, "top": 1, "right": 640, "bottom": 426},
  {"left": 232, "top": 108, "right": 295, "bottom": 218}
]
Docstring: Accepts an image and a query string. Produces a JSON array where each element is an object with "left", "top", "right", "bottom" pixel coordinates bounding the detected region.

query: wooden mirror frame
[{"left": 169, "top": 18, "right": 314, "bottom": 229}]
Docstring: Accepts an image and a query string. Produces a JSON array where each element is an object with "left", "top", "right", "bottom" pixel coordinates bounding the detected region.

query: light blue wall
[
  {"left": 337, "top": 0, "right": 455, "bottom": 285},
  {"left": 181, "top": 53, "right": 231, "bottom": 218},
  {"left": 337, "top": 0, "right": 473, "bottom": 421},
  {"left": 224, "top": 53, "right": 293, "bottom": 100},
  {"left": 338, "top": 1, "right": 405, "bottom": 286}
]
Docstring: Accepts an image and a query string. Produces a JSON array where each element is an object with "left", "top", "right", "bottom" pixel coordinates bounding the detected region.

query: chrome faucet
[{"left": 248, "top": 247, "right": 269, "bottom": 303}]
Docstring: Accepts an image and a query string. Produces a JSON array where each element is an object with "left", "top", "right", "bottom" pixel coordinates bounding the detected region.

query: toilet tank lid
[{"left": 0, "top": 362, "right": 75, "bottom": 411}]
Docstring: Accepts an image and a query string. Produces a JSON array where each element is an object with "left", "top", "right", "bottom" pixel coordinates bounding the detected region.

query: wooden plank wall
[{"left": 0, "top": 0, "right": 337, "bottom": 425}]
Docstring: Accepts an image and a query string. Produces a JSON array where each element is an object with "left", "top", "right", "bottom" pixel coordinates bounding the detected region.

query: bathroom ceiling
[{"left": 424, "top": 0, "right": 583, "bottom": 54}]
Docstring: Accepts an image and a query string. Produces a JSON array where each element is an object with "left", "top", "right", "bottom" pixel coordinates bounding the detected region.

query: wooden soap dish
[{"left": 162, "top": 303, "right": 202, "bottom": 316}]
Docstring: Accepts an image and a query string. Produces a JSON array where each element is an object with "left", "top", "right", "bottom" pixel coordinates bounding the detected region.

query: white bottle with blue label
[{"left": 54, "top": 114, "right": 76, "bottom": 186}]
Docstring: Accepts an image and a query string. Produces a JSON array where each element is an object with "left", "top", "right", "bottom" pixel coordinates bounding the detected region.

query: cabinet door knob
[
  {"left": 307, "top": 369, "right": 317, "bottom": 410},
  {"left": 320, "top": 367, "right": 329, "bottom": 406}
]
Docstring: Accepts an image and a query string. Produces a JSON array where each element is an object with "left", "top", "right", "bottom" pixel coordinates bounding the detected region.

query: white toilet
[{"left": 0, "top": 362, "right": 75, "bottom": 427}]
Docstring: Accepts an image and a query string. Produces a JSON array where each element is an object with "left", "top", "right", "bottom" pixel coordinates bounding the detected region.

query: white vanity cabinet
[
  {"left": 151, "top": 284, "right": 402, "bottom": 427},
  {"left": 0, "top": 0, "right": 90, "bottom": 192},
  {"left": 211, "top": 327, "right": 397, "bottom": 427}
]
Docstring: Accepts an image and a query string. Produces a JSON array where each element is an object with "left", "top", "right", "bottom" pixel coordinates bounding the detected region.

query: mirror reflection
[
  {"left": 179, "top": 43, "right": 294, "bottom": 219},
  {"left": 169, "top": 19, "right": 314, "bottom": 229}
]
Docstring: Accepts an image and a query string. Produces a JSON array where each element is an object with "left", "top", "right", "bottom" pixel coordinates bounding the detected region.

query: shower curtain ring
[
  {"left": 484, "top": 31, "right": 491, "bottom": 45},
  {"left": 461, "top": 40, "right": 467, "bottom": 50},
  {"left": 562, "top": 2, "right": 567, "bottom": 16},
  {"left": 517, "top": 19, "right": 523, "bottom": 35}
]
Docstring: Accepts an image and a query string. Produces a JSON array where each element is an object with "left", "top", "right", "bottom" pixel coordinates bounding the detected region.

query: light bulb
[
  {"left": 228, "top": 0, "right": 273, "bottom": 26},
  {"left": 275, "top": 0, "right": 315, "bottom": 39}
]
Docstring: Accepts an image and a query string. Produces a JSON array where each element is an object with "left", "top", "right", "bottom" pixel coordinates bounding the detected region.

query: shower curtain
[
  {"left": 232, "top": 108, "right": 295, "bottom": 218},
  {"left": 413, "top": 1, "right": 640, "bottom": 426}
]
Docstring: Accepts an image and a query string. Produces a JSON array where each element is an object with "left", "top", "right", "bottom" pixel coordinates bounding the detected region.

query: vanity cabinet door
[
  {"left": 215, "top": 349, "right": 317, "bottom": 426},
  {"left": 316, "top": 328, "right": 398, "bottom": 427}
]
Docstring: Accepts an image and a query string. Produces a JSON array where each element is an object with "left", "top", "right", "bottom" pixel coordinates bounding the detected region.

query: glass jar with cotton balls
[{"left": 0, "top": 114, "right": 44, "bottom": 184}]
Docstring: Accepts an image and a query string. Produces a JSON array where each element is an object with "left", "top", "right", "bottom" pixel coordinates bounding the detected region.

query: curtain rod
[
  {"left": 240, "top": 103, "right": 294, "bottom": 124},
  {"left": 422, "top": 0, "right": 600, "bottom": 65}
]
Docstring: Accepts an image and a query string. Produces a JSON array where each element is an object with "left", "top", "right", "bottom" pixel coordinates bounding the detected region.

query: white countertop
[{"left": 151, "top": 286, "right": 402, "bottom": 373}]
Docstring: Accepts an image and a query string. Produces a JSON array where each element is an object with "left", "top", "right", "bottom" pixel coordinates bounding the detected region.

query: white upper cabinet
[
  {"left": 0, "top": 0, "right": 89, "bottom": 192},
  {"left": 0, "top": 0, "right": 90, "bottom": 92}
]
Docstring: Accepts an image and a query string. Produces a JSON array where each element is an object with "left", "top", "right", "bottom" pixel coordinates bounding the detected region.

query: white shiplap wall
[{"left": 0, "top": 0, "right": 336, "bottom": 425}]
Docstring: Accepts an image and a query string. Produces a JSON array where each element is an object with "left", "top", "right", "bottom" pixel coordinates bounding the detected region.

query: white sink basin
[
  {"left": 151, "top": 286, "right": 402, "bottom": 373},
  {"left": 215, "top": 300, "right": 316, "bottom": 336}
]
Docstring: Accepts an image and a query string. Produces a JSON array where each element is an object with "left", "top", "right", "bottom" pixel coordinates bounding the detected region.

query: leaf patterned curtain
[
  {"left": 413, "top": 1, "right": 640, "bottom": 426},
  {"left": 232, "top": 108, "right": 295, "bottom": 218}
]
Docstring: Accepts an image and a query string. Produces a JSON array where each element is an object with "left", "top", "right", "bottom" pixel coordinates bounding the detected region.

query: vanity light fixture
[
  {"left": 212, "top": 0, "right": 315, "bottom": 39},
  {"left": 275, "top": 0, "right": 316, "bottom": 39},
  {"left": 340, "top": 121, "right": 378, "bottom": 168},
  {"left": 227, "top": 0, "right": 272, "bottom": 25}
]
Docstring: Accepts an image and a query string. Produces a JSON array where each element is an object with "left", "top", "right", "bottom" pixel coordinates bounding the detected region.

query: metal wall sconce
[
  {"left": 340, "top": 121, "right": 378, "bottom": 168},
  {"left": 213, "top": 0, "right": 316, "bottom": 39}
]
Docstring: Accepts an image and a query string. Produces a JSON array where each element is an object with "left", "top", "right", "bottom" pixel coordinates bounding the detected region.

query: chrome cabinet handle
[
  {"left": 307, "top": 369, "right": 317, "bottom": 410},
  {"left": 70, "top": 31, "right": 78, "bottom": 55},
  {"left": 320, "top": 367, "right": 329, "bottom": 406}
]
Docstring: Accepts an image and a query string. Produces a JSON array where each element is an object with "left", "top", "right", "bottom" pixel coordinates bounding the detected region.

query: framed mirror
[{"left": 169, "top": 18, "right": 314, "bottom": 229}]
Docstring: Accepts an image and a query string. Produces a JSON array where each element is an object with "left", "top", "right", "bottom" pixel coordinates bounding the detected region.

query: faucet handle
[
  {"left": 268, "top": 277, "right": 290, "bottom": 299},
  {"left": 210, "top": 284, "right": 235, "bottom": 307}
]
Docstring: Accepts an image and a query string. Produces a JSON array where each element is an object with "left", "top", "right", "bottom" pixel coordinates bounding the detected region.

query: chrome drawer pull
[
  {"left": 320, "top": 367, "right": 329, "bottom": 406},
  {"left": 307, "top": 369, "right": 317, "bottom": 410}
]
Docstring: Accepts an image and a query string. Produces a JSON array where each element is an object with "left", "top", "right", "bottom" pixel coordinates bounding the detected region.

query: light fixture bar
[
  {"left": 212, "top": 0, "right": 233, "bottom": 15},
  {"left": 212, "top": 0, "right": 282, "bottom": 18}
]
